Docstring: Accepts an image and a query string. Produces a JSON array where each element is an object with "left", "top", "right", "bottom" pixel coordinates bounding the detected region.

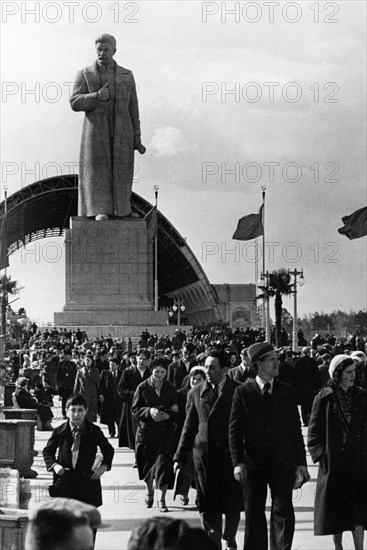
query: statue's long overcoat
[{"left": 70, "top": 61, "right": 141, "bottom": 217}]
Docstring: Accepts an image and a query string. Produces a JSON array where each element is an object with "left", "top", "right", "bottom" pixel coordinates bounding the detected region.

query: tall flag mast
[
  {"left": 0, "top": 187, "right": 9, "bottom": 272},
  {"left": 233, "top": 188, "right": 267, "bottom": 337}
]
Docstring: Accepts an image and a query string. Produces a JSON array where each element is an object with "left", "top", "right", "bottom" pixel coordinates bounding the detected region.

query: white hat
[
  {"left": 351, "top": 351, "right": 367, "bottom": 365},
  {"left": 328, "top": 354, "right": 355, "bottom": 379}
]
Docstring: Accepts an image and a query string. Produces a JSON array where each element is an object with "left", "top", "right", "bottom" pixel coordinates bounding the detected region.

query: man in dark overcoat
[
  {"left": 229, "top": 342, "right": 310, "bottom": 550},
  {"left": 98, "top": 357, "right": 122, "bottom": 437},
  {"left": 294, "top": 346, "right": 321, "bottom": 426},
  {"left": 228, "top": 348, "right": 256, "bottom": 383},
  {"left": 56, "top": 349, "right": 77, "bottom": 418},
  {"left": 174, "top": 350, "right": 243, "bottom": 550},
  {"left": 167, "top": 342, "right": 197, "bottom": 389}
]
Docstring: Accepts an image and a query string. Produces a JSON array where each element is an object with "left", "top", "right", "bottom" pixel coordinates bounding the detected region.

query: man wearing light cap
[{"left": 229, "top": 342, "right": 310, "bottom": 550}]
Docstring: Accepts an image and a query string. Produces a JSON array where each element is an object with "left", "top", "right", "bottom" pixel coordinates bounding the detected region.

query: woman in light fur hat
[{"left": 308, "top": 354, "right": 367, "bottom": 550}]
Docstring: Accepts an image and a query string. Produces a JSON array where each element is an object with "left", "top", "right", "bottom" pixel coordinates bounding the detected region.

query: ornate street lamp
[
  {"left": 257, "top": 272, "right": 270, "bottom": 342},
  {"left": 170, "top": 301, "right": 186, "bottom": 326},
  {"left": 288, "top": 269, "right": 305, "bottom": 352}
]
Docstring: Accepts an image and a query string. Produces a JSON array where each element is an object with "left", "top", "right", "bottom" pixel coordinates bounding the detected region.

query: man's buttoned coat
[
  {"left": 98, "top": 369, "right": 122, "bottom": 426},
  {"left": 167, "top": 358, "right": 194, "bottom": 389},
  {"left": 174, "top": 376, "right": 243, "bottom": 514},
  {"left": 229, "top": 378, "right": 306, "bottom": 474},
  {"left": 228, "top": 364, "right": 256, "bottom": 384}
]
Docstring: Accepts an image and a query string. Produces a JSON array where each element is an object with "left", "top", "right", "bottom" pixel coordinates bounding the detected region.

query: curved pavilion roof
[{"left": 0, "top": 176, "right": 221, "bottom": 324}]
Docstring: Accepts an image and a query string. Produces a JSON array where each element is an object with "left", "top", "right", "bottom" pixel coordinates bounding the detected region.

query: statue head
[{"left": 95, "top": 34, "right": 116, "bottom": 66}]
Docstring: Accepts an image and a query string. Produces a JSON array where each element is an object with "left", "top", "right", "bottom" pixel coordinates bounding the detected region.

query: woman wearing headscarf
[
  {"left": 308, "top": 354, "right": 367, "bottom": 550},
  {"left": 132, "top": 357, "right": 178, "bottom": 512}
]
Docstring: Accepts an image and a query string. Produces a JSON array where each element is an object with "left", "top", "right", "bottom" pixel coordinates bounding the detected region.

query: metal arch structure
[{"left": 0, "top": 175, "right": 222, "bottom": 325}]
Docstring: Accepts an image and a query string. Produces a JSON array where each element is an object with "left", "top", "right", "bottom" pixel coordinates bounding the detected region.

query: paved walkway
[{"left": 27, "top": 404, "right": 360, "bottom": 550}]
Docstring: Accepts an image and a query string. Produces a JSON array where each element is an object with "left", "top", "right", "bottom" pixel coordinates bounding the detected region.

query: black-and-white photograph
[{"left": 0, "top": 1, "right": 366, "bottom": 549}]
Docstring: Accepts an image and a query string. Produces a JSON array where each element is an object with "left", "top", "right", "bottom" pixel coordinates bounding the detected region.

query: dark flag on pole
[
  {"left": 233, "top": 205, "right": 264, "bottom": 241},
  {"left": 0, "top": 211, "right": 9, "bottom": 270},
  {"left": 144, "top": 205, "right": 157, "bottom": 232},
  {"left": 338, "top": 206, "right": 367, "bottom": 240}
]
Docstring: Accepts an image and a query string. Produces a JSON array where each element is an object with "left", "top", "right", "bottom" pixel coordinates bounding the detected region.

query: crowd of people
[{"left": 2, "top": 324, "right": 367, "bottom": 550}]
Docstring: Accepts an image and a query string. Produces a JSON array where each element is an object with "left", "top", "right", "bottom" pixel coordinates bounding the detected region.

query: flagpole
[
  {"left": 261, "top": 186, "right": 270, "bottom": 342},
  {"left": 4, "top": 187, "right": 7, "bottom": 278},
  {"left": 154, "top": 185, "right": 159, "bottom": 311},
  {"left": 1, "top": 188, "right": 8, "bottom": 357}
]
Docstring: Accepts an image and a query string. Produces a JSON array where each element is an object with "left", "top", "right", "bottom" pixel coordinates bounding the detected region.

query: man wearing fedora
[{"left": 229, "top": 342, "right": 310, "bottom": 550}]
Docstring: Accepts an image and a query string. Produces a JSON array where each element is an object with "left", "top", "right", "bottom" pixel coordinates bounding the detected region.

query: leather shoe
[
  {"left": 224, "top": 539, "right": 237, "bottom": 550},
  {"left": 157, "top": 500, "right": 168, "bottom": 512},
  {"left": 145, "top": 494, "right": 154, "bottom": 508}
]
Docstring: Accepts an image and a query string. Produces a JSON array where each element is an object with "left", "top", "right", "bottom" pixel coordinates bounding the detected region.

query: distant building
[{"left": 213, "top": 284, "right": 258, "bottom": 328}]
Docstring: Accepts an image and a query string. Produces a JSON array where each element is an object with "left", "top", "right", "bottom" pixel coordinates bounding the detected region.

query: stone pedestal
[
  {"left": 54, "top": 217, "right": 167, "bottom": 328},
  {"left": 2, "top": 409, "right": 38, "bottom": 423},
  {"left": 0, "top": 420, "right": 38, "bottom": 478},
  {"left": 0, "top": 507, "right": 29, "bottom": 550}
]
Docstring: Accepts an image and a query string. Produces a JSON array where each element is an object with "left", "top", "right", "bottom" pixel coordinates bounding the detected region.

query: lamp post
[
  {"left": 288, "top": 268, "right": 305, "bottom": 352},
  {"left": 169, "top": 300, "right": 186, "bottom": 326},
  {"left": 257, "top": 272, "right": 271, "bottom": 342},
  {"left": 153, "top": 185, "right": 159, "bottom": 311}
]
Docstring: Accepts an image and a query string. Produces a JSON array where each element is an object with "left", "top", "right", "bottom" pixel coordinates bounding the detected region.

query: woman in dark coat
[
  {"left": 132, "top": 358, "right": 178, "bottom": 512},
  {"left": 117, "top": 350, "right": 151, "bottom": 449},
  {"left": 308, "top": 354, "right": 367, "bottom": 550}
]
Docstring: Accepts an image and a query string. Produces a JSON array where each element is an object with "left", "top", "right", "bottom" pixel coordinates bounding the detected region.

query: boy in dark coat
[{"left": 43, "top": 394, "right": 114, "bottom": 507}]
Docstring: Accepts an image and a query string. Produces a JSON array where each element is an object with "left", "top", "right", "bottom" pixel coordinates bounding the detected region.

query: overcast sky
[{"left": 1, "top": 1, "right": 366, "bottom": 324}]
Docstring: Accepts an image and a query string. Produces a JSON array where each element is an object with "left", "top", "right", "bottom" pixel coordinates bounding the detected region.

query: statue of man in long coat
[{"left": 70, "top": 34, "right": 145, "bottom": 219}]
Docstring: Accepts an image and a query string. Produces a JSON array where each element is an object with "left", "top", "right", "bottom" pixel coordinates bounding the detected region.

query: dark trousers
[
  {"left": 108, "top": 403, "right": 122, "bottom": 436},
  {"left": 300, "top": 401, "right": 313, "bottom": 426},
  {"left": 244, "top": 467, "right": 295, "bottom": 550},
  {"left": 36, "top": 403, "right": 53, "bottom": 426},
  {"left": 59, "top": 388, "right": 73, "bottom": 416},
  {"left": 200, "top": 511, "right": 241, "bottom": 549}
]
